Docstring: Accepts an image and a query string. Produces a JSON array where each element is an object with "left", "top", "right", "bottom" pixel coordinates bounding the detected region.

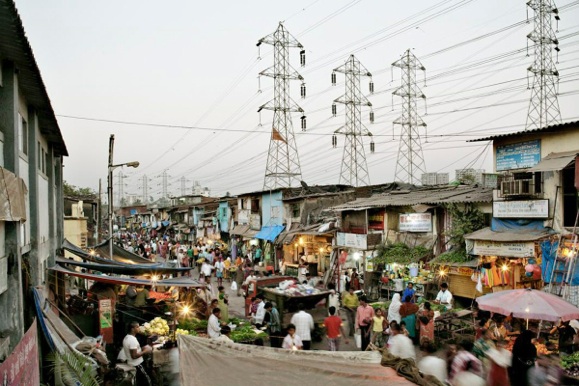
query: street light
[{"left": 107, "top": 134, "right": 139, "bottom": 260}]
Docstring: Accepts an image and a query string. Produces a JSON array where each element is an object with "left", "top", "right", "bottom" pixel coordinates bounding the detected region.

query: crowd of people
[{"left": 114, "top": 233, "right": 570, "bottom": 386}]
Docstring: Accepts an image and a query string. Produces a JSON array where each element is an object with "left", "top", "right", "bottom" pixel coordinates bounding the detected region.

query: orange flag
[{"left": 272, "top": 128, "right": 287, "bottom": 143}]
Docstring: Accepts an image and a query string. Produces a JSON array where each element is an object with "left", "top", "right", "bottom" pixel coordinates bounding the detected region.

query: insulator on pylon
[
  {"left": 370, "top": 141, "right": 375, "bottom": 153},
  {"left": 301, "top": 116, "right": 306, "bottom": 131},
  {"left": 301, "top": 83, "right": 306, "bottom": 99},
  {"left": 369, "top": 111, "right": 375, "bottom": 123},
  {"left": 332, "top": 134, "right": 337, "bottom": 148},
  {"left": 300, "top": 50, "right": 306, "bottom": 67},
  {"left": 331, "top": 72, "right": 336, "bottom": 85},
  {"left": 332, "top": 104, "right": 337, "bottom": 117},
  {"left": 369, "top": 81, "right": 374, "bottom": 94}
]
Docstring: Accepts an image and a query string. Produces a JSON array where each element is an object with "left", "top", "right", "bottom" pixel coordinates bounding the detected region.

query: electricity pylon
[
  {"left": 525, "top": 0, "right": 561, "bottom": 130},
  {"left": 257, "top": 22, "right": 306, "bottom": 190},
  {"left": 392, "top": 49, "right": 427, "bottom": 185},
  {"left": 330, "top": 54, "right": 375, "bottom": 187}
]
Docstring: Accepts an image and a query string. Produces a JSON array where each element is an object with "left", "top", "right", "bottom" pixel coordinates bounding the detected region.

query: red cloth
[{"left": 324, "top": 315, "right": 343, "bottom": 339}]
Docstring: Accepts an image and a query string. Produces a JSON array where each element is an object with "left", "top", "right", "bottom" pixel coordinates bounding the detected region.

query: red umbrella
[{"left": 476, "top": 288, "right": 579, "bottom": 323}]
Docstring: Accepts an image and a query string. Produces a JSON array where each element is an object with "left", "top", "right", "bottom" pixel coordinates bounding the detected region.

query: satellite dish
[{"left": 300, "top": 180, "right": 309, "bottom": 189}]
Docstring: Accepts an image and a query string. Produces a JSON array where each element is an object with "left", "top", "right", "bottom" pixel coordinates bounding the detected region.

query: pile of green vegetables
[
  {"left": 178, "top": 318, "right": 208, "bottom": 332},
  {"left": 230, "top": 325, "right": 267, "bottom": 343},
  {"left": 562, "top": 352, "right": 579, "bottom": 378},
  {"left": 374, "top": 243, "right": 431, "bottom": 265}
]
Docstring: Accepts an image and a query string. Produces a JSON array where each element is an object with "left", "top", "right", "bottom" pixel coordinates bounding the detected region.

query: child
[
  {"left": 400, "top": 321, "right": 410, "bottom": 337},
  {"left": 370, "top": 308, "right": 387, "bottom": 347},
  {"left": 282, "top": 324, "right": 303, "bottom": 350}
]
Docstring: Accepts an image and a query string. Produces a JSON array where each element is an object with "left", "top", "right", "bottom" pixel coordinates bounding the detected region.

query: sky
[{"left": 14, "top": 0, "right": 579, "bottom": 200}]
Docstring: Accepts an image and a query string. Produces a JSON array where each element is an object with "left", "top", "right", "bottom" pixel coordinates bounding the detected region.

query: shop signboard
[
  {"left": 0, "top": 319, "right": 39, "bottom": 386},
  {"left": 473, "top": 240, "right": 535, "bottom": 258},
  {"left": 99, "top": 299, "right": 114, "bottom": 343},
  {"left": 493, "top": 199, "right": 549, "bottom": 219},
  {"left": 336, "top": 232, "right": 367, "bottom": 250},
  {"left": 399, "top": 213, "right": 432, "bottom": 232},
  {"left": 496, "top": 140, "right": 541, "bottom": 171}
]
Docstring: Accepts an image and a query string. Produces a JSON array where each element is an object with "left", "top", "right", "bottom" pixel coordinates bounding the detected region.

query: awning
[
  {"left": 230, "top": 224, "right": 259, "bottom": 239},
  {"left": 0, "top": 166, "right": 27, "bottom": 221},
  {"left": 465, "top": 227, "right": 553, "bottom": 242},
  {"left": 255, "top": 225, "right": 285, "bottom": 242},
  {"left": 49, "top": 264, "right": 206, "bottom": 288},
  {"left": 63, "top": 239, "right": 161, "bottom": 266},
  {"left": 55, "top": 257, "right": 190, "bottom": 275},
  {"left": 528, "top": 151, "right": 577, "bottom": 172}
]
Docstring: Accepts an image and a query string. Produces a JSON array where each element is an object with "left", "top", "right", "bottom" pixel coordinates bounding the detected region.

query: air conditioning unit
[{"left": 500, "top": 179, "right": 534, "bottom": 196}]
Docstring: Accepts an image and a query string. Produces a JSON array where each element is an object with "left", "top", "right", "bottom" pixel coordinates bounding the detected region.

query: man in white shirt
[
  {"left": 290, "top": 303, "right": 314, "bottom": 350},
  {"left": 282, "top": 323, "right": 303, "bottom": 350},
  {"left": 417, "top": 342, "right": 447, "bottom": 383},
  {"left": 208, "top": 308, "right": 222, "bottom": 339},
  {"left": 387, "top": 322, "right": 416, "bottom": 360},
  {"left": 123, "top": 321, "right": 152, "bottom": 386},
  {"left": 201, "top": 260, "right": 214, "bottom": 284},
  {"left": 254, "top": 295, "right": 266, "bottom": 327},
  {"left": 434, "top": 282, "right": 453, "bottom": 310}
]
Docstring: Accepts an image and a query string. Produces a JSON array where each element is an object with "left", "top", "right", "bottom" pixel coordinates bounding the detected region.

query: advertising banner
[
  {"left": 493, "top": 199, "right": 549, "bottom": 219},
  {"left": 99, "top": 299, "right": 114, "bottom": 343},
  {"left": 496, "top": 140, "right": 541, "bottom": 171},
  {"left": 0, "top": 319, "right": 39, "bottom": 386},
  {"left": 399, "top": 213, "right": 432, "bottom": 232}
]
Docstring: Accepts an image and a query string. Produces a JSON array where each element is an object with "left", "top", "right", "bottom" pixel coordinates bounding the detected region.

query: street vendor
[
  {"left": 434, "top": 282, "right": 453, "bottom": 310},
  {"left": 402, "top": 282, "right": 416, "bottom": 303}
]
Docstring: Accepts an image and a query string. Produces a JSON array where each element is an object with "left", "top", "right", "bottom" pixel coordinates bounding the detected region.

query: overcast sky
[{"left": 14, "top": 0, "right": 579, "bottom": 199}]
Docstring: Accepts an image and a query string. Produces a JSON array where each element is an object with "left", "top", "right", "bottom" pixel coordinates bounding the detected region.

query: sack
[{"left": 231, "top": 281, "right": 238, "bottom": 291}]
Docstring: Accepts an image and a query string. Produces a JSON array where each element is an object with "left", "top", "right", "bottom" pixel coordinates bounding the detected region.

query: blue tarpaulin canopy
[{"left": 255, "top": 225, "right": 285, "bottom": 242}]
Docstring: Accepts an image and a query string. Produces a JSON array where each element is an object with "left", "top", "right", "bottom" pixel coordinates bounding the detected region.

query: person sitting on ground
[
  {"left": 282, "top": 323, "right": 303, "bottom": 350},
  {"left": 207, "top": 307, "right": 222, "bottom": 339}
]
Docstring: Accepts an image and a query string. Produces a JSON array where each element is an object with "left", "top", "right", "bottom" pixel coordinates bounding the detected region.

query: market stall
[{"left": 277, "top": 223, "right": 335, "bottom": 276}]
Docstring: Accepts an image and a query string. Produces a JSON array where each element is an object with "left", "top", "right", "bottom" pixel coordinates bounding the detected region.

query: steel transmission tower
[
  {"left": 116, "top": 170, "right": 128, "bottom": 207},
  {"left": 525, "top": 0, "right": 561, "bottom": 130},
  {"left": 139, "top": 175, "right": 151, "bottom": 203},
  {"left": 257, "top": 23, "right": 306, "bottom": 190},
  {"left": 330, "top": 55, "right": 375, "bottom": 187},
  {"left": 157, "top": 170, "right": 171, "bottom": 199},
  {"left": 392, "top": 49, "right": 427, "bottom": 185}
]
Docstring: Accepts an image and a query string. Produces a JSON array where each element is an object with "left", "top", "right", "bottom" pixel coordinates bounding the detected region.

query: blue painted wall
[
  {"left": 218, "top": 201, "right": 230, "bottom": 232},
  {"left": 261, "top": 191, "right": 284, "bottom": 227}
]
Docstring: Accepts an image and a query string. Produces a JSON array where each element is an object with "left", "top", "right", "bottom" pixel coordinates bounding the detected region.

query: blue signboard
[{"left": 496, "top": 140, "right": 541, "bottom": 171}]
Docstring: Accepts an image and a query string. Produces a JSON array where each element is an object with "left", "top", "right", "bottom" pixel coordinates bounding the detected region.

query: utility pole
[
  {"left": 97, "top": 178, "right": 102, "bottom": 243},
  {"left": 525, "top": 0, "right": 561, "bottom": 130},
  {"left": 330, "top": 54, "right": 375, "bottom": 187},
  {"left": 257, "top": 22, "right": 306, "bottom": 190},
  {"left": 392, "top": 49, "right": 427, "bottom": 185}
]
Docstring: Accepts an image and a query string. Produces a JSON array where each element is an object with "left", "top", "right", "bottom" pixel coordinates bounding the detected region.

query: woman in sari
[
  {"left": 400, "top": 295, "right": 419, "bottom": 342},
  {"left": 418, "top": 301, "right": 435, "bottom": 346},
  {"left": 388, "top": 293, "right": 402, "bottom": 324}
]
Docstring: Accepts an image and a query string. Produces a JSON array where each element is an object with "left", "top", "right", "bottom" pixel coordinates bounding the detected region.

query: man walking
[
  {"left": 342, "top": 287, "right": 359, "bottom": 336},
  {"left": 290, "top": 303, "right": 314, "bottom": 350},
  {"left": 355, "top": 296, "right": 374, "bottom": 351}
]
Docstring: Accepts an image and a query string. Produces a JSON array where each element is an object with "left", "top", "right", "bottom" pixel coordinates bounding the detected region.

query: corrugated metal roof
[
  {"left": 527, "top": 151, "right": 577, "bottom": 172},
  {"left": 0, "top": 0, "right": 67, "bottom": 156},
  {"left": 330, "top": 186, "right": 493, "bottom": 211},
  {"left": 464, "top": 227, "right": 552, "bottom": 242},
  {"left": 468, "top": 120, "right": 579, "bottom": 143}
]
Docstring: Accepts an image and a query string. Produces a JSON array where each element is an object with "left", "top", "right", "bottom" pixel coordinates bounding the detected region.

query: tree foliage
[{"left": 64, "top": 181, "right": 95, "bottom": 197}]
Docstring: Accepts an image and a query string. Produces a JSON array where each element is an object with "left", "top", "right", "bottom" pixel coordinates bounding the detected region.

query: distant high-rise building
[
  {"left": 455, "top": 169, "right": 485, "bottom": 185},
  {"left": 421, "top": 172, "right": 449, "bottom": 186}
]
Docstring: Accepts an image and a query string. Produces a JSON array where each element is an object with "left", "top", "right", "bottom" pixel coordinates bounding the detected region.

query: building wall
[
  {"left": 64, "top": 218, "right": 88, "bottom": 259},
  {"left": 262, "top": 191, "right": 283, "bottom": 227},
  {"left": 492, "top": 129, "right": 579, "bottom": 232}
]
